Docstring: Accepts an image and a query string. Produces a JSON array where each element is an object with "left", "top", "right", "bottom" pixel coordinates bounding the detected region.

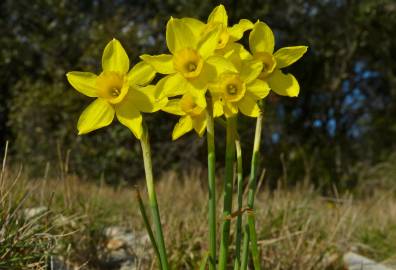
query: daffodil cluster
[
  {"left": 66, "top": 5, "right": 308, "bottom": 269},
  {"left": 66, "top": 4, "right": 307, "bottom": 140}
]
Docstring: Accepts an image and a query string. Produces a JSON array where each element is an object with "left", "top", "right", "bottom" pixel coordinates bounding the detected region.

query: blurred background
[{"left": 1, "top": 0, "right": 395, "bottom": 191}]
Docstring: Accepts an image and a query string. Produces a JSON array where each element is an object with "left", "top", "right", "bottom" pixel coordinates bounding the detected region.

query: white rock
[{"left": 343, "top": 252, "right": 395, "bottom": 270}]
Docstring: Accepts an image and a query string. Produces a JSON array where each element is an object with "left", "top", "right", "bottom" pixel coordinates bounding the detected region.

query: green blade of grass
[{"left": 134, "top": 188, "right": 162, "bottom": 269}]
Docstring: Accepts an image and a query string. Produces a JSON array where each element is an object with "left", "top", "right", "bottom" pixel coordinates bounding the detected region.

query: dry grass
[{"left": 1, "top": 158, "right": 396, "bottom": 269}]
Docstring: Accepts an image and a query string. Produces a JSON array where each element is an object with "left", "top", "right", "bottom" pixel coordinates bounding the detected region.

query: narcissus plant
[{"left": 66, "top": 5, "right": 308, "bottom": 270}]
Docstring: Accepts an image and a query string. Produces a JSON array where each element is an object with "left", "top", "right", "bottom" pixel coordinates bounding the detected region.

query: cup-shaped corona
[
  {"left": 96, "top": 71, "right": 129, "bottom": 104},
  {"left": 173, "top": 48, "right": 204, "bottom": 79},
  {"left": 217, "top": 73, "right": 246, "bottom": 103}
]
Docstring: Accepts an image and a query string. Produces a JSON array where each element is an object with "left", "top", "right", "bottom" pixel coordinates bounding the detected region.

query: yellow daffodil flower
[
  {"left": 140, "top": 17, "right": 235, "bottom": 98},
  {"left": 162, "top": 93, "right": 207, "bottom": 140},
  {"left": 209, "top": 50, "right": 270, "bottom": 118},
  {"left": 249, "top": 21, "right": 308, "bottom": 97},
  {"left": 204, "top": 5, "right": 253, "bottom": 51},
  {"left": 66, "top": 39, "right": 165, "bottom": 139}
]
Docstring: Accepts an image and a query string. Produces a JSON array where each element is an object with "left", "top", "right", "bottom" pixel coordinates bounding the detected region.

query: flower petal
[
  {"left": 166, "top": 17, "right": 196, "bottom": 54},
  {"left": 102, "top": 39, "right": 129, "bottom": 74},
  {"left": 77, "top": 98, "right": 114, "bottom": 134},
  {"left": 207, "top": 4, "right": 228, "bottom": 26},
  {"left": 181, "top": 17, "right": 206, "bottom": 40},
  {"left": 247, "top": 79, "right": 270, "bottom": 99},
  {"left": 172, "top": 116, "right": 193, "bottom": 140},
  {"left": 66, "top": 72, "right": 98, "bottom": 97},
  {"left": 228, "top": 19, "right": 253, "bottom": 41},
  {"left": 238, "top": 94, "right": 260, "bottom": 117},
  {"left": 127, "top": 85, "right": 167, "bottom": 113},
  {"left": 115, "top": 99, "right": 143, "bottom": 139},
  {"left": 213, "top": 99, "right": 224, "bottom": 117},
  {"left": 224, "top": 102, "right": 238, "bottom": 118},
  {"left": 249, "top": 21, "right": 274, "bottom": 54},
  {"left": 198, "top": 26, "right": 221, "bottom": 59},
  {"left": 240, "top": 59, "right": 263, "bottom": 83},
  {"left": 206, "top": 55, "right": 237, "bottom": 75},
  {"left": 140, "top": 54, "right": 175, "bottom": 74},
  {"left": 192, "top": 114, "right": 207, "bottom": 136},
  {"left": 162, "top": 99, "right": 185, "bottom": 116},
  {"left": 156, "top": 73, "right": 187, "bottom": 98},
  {"left": 267, "top": 69, "right": 300, "bottom": 97},
  {"left": 127, "top": 61, "right": 156, "bottom": 86},
  {"left": 274, "top": 46, "right": 308, "bottom": 68}
]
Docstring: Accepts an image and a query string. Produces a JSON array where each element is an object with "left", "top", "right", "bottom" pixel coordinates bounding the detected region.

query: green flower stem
[
  {"left": 240, "top": 223, "right": 250, "bottom": 270},
  {"left": 140, "top": 123, "right": 169, "bottom": 270},
  {"left": 234, "top": 137, "right": 243, "bottom": 270},
  {"left": 134, "top": 188, "right": 162, "bottom": 269},
  {"left": 218, "top": 116, "right": 237, "bottom": 270},
  {"left": 241, "top": 111, "right": 264, "bottom": 270},
  {"left": 206, "top": 100, "right": 217, "bottom": 270}
]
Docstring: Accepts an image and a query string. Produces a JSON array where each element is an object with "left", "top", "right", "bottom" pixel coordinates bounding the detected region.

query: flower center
[
  {"left": 96, "top": 71, "right": 128, "bottom": 104},
  {"left": 186, "top": 62, "right": 197, "bottom": 72},
  {"left": 254, "top": 52, "right": 277, "bottom": 79},
  {"left": 220, "top": 73, "right": 246, "bottom": 102},
  {"left": 180, "top": 93, "right": 205, "bottom": 117},
  {"left": 173, "top": 48, "right": 204, "bottom": 79},
  {"left": 226, "top": 84, "right": 238, "bottom": 95}
]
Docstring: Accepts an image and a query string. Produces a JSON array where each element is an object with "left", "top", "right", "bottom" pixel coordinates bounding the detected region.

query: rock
[
  {"left": 100, "top": 226, "right": 150, "bottom": 270},
  {"left": 343, "top": 252, "right": 395, "bottom": 270}
]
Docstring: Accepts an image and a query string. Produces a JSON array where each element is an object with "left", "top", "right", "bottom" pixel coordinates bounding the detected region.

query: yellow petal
[
  {"left": 181, "top": 17, "right": 206, "bottom": 40},
  {"left": 198, "top": 26, "right": 221, "bottom": 59},
  {"left": 238, "top": 94, "right": 260, "bottom": 117},
  {"left": 172, "top": 116, "right": 193, "bottom": 140},
  {"left": 247, "top": 79, "right": 270, "bottom": 99},
  {"left": 208, "top": 4, "right": 228, "bottom": 26},
  {"left": 224, "top": 102, "right": 238, "bottom": 118},
  {"left": 77, "top": 98, "right": 114, "bottom": 135},
  {"left": 166, "top": 17, "right": 196, "bottom": 54},
  {"left": 140, "top": 54, "right": 175, "bottom": 74},
  {"left": 267, "top": 69, "right": 300, "bottom": 97},
  {"left": 206, "top": 55, "right": 237, "bottom": 76},
  {"left": 127, "top": 61, "right": 156, "bottom": 86},
  {"left": 274, "top": 46, "right": 308, "bottom": 68},
  {"left": 192, "top": 114, "right": 207, "bottom": 136},
  {"left": 228, "top": 19, "right": 253, "bottom": 41},
  {"left": 240, "top": 59, "right": 263, "bottom": 83},
  {"left": 66, "top": 72, "right": 98, "bottom": 97},
  {"left": 102, "top": 39, "right": 129, "bottom": 74},
  {"left": 213, "top": 99, "right": 224, "bottom": 117},
  {"left": 162, "top": 99, "right": 185, "bottom": 116},
  {"left": 249, "top": 21, "right": 274, "bottom": 54},
  {"left": 156, "top": 73, "right": 187, "bottom": 98},
  {"left": 127, "top": 85, "right": 167, "bottom": 113},
  {"left": 115, "top": 99, "right": 143, "bottom": 139}
]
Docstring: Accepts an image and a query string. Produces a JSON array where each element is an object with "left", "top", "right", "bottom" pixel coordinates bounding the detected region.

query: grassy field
[{"left": 1, "top": 159, "right": 396, "bottom": 269}]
